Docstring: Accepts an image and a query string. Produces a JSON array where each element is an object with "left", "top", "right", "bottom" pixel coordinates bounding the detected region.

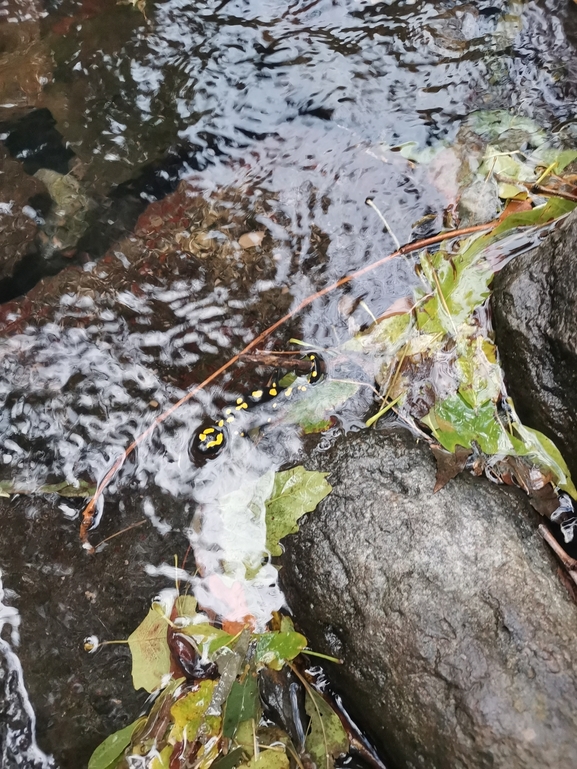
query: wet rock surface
[
  {"left": 281, "top": 427, "right": 577, "bottom": 769},
  {"left": 0, "top": 493, "right": 188, "bottom": 768},
  {"left": 492, "top": 209, "right": 577, "bottom": 481},
  {"left": 0, "top": 146, "right": 46, "bottom": 279}
]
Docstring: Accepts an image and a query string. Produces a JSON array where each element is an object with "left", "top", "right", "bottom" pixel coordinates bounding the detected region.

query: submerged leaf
[
  {"left": 150, "top": 745, "right": 172, "bottom": 769},
  {"left": 211, "top": 747, "right": 249, "bottom": 769},
  {"left": 456, "top": 335, "right": 502, "bottom": 408},
  {"left": 304, "top": 690, "right": 348, "bottom": 769},
  {"left": 223, "top": 672, "right": 259, "bottom": 738},
  {"left": 88, "top": 717, "right": 146, "bottom": 769},
  {"left": 415, "top": 248, "right": 493, "bottom": 335},
  {"left": 169, "top": 680, "right": 218, "bottom": 743},
  {"left": 240, "top": 752, "right": 290, "bottom": 769},
  {"left": 128, "top": 607, "right": 171, "bottom": 692},
  {"left": 0, "top": 478, "right": 96, "bottom": 498},
  {"left": 466, "top": 110, "right": 546, "bottom": 144},
  {"left": 282, "top": 380, "right": 358, "bottom": 434},
  {"left": 265, "top": 467, "right": 332, "bottom": 556}
]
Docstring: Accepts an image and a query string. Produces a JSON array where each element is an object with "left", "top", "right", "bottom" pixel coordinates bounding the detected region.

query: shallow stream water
[{"left": 1, "top": 0, "right": 577, "bottom": 765}]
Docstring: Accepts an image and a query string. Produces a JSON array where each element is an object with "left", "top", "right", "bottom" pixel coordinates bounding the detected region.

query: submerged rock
[
  {"left": 492, "top": 209, "right": 577, "bottom": 482},
  {"left": 280, "top": 427, "right": 577, "bottom": 769}
]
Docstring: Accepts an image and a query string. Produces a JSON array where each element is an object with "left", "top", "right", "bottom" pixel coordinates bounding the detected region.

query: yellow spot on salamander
[
  {"left": 226, "top": 416, "right": 235, "bottom": 423},
  {"left": 269, "top": 388, "right": 278, "bottom": 397},
  {"left": 236, "top": 402, "right": 248, "bottom": 410},
  {"left": 311, "top": 370, "right": 318, "bottom": 378},
  {"left": 284, "top": 387, "right": 293, "bottom": 397},
  {"left": 299, "top": 385, "right": 307, "bottom": 392},
  {"left": 203, "top": 427, "right": 215, "bottom": 435},
  {"left": 218, "top": 420, "right": 224, "bottom": 427},
  {"left": 225, "top": 408, "right": 232, "bottom": 415},
  {"left": 206, "top": 432, "right": 224, "bottom": 449},
  {"left": 236, "top": 397, "right": 244, "bottom": 405},
  {"left": 252, "top": 390, "right": 263, "bottom": 399}
]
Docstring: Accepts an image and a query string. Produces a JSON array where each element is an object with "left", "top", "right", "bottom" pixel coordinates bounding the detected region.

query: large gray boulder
[
  {"left": 280, "top": 427, "right": 577, "bottom": 769},
  {"left": 492, "top": 209, "right": 577, "bottom": 481}
]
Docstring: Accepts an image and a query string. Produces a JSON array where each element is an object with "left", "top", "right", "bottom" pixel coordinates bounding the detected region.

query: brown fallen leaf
[
  {"left": 431, "top": 444, "right": 471, "bottom": 492},
  {"left": 239, "top": 231, "right": 266, "bottom": 249},
  {"left": 497, "top": 198, "right": 533, "bottom": 222},
  {"left": 491, "top": 456, "right": 559, "bottom": 517},
  {"left": 375, "top": 295, "right": 415, "bottom": 322}
]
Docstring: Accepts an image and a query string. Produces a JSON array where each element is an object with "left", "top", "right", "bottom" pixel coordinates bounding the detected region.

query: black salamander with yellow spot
[{"left": 191, "top": 353, "right": 324, "bottom": 460}]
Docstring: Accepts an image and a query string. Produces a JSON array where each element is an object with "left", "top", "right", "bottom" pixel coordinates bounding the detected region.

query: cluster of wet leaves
[
  {"left": 87, "top": 466, "right": 342, "bottom": 769},
  {"left": 348, "top": 115, "right": 577, "bottom": 537}
]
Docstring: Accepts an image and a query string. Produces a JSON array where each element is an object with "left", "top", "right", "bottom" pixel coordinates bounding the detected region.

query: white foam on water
[{"left": 0, "top": 570, "right": 55, "bottom": 768}]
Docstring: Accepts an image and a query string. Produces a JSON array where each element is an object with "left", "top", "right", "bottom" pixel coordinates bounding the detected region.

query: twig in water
[
  {"left": 92, "top": 519, "right": 148, "bottom": 549},
  {"left": 239, "top": 354, "right": 315, "bottom": 373},
  {"left": 538, "top": 524, "right": 577, "bottom": 587},
  {"left": 365, "top": 197, "right": 401, "bottom": 250}
]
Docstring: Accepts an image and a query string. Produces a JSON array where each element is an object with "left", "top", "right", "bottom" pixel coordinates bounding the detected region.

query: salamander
[{"left": 191, "top": 352, "right": 325, "bottom": 460}]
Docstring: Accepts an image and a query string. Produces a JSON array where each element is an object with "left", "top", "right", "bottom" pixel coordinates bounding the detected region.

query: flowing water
[{"left": 0, "top": 0, "right": 577, "bottom": 765}]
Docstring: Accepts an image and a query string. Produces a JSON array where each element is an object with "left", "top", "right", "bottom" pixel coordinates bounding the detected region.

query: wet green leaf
[
  {"left": 254, "top": 631, "right": 307, "bottom": 670},
  {"left": 239, "top": 752, "right": 290, "bottom": 769},
  {"left": 506, "top": 402, "right": 577, "bottom": 498},
  {"left": 461, "top": 197, "right": 577, "bottom": 263},
  {"left": 174, "top": 594, "right": 197, "bottom": 619},
  {"left": 422, "top": 396, "right": 513, "bottom": 455},
  {"left": 212, "top": 747, "right": 249, "bottom": 769},
  {"left": 169, "top": 680, "right": 218, "bottom": 743},
  {"left": 353, "top": 311, "right": 413, "bottom": 353},
  {"left": 497, "top": 182, "right": 527, "bottom": 200},
  {"left": 304, "top": 690, "right": 348, "bottom": 769},
  {"left": 456, "top": 335, "right": 502, "bottom": 408},
  {"left": 528, "top": 145, "right": 577, "bottom": 174},
  {"left": 396, "top": 140, "right": 446, "bottom": 164},
  {"left": 179, "top": 623, "right": 235, "bottom": 657},
  {"left": 282, "top": 380, "right": 358, "bottom": 434},
  {"left": 88, "top": 717, "right": 146, "bottom": 769},
  {"left": 415, "top": 249, "right": 493, "bottom": 335},
  {"left": 277, "top": 372, "right": 297, "bottom": 389},
  {"left": 128, "top": 607, "right": 171, "bottom": 692},
  {"left": 265, "top": 467, "right": 332, "bottom": 556},
  {"left": 223, "top": 673, "right": 259, "bottom": 738}
]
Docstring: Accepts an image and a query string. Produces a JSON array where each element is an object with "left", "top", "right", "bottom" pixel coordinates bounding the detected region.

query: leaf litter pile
[{"left": 84, "top": 113, "right": 577, "bottom": 767}]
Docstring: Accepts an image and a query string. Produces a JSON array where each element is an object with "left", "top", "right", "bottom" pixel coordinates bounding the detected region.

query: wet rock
[
  {"left": 0, "top": 146, "right": 47, "bottom": 278},
  {"left": 492, "top": 209, "right": 577, "bottom": 482},
  {"left": 0, "top": 0, "right": 53, "bottom": 121},
  {"left": 0, "top": 493, "right": 188, "bottom": 769},
  {"left": 280, "top": 427, "right": 577, "bottom": 769}
]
